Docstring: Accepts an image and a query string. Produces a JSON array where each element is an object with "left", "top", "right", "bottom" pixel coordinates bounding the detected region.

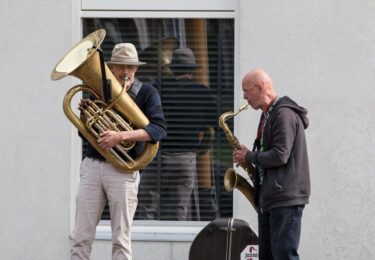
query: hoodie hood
[{"left": 274, "top": 96, "right": 309, "bottom": 129}]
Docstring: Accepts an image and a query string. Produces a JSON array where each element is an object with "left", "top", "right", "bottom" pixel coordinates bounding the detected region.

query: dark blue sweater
[{"left": 82, "top": 81, "right": 167, "bottom": 160}]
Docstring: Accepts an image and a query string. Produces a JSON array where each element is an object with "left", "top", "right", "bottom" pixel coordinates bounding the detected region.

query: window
[{"left": 82, "top": 17, "right": 235, "bottom": 223}]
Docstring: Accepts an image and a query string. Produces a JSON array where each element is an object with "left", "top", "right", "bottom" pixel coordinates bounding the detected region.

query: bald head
[
  {"left": 242, "top": 69, "right": 277, "bottom": 111},
  {"left": 242, "top": 69, "right": 273, "bottom": 91}
]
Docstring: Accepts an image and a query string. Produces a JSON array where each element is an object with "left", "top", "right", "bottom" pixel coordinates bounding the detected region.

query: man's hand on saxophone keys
[{"left": 233, "top": 144, "right": 250, "bottom": 168}]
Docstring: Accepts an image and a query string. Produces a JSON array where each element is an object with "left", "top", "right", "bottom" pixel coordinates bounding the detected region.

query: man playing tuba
[{"left": 70, "top": 43, "right": 167, "bottom": 260}]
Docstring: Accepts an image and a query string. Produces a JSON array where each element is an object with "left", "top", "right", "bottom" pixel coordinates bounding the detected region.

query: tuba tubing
[
  {"left": 51, "top": 29, "right": 159, "bottom": 172},
  {"left": 63, "top": 84, "right": 158, "bottom": 172}
]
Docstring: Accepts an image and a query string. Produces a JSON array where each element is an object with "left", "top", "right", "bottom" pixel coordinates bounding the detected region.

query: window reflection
[{"left": 83, "top": 18, "right": 234, "bottom": 221}]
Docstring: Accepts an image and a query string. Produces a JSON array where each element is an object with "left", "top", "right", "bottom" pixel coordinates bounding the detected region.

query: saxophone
[{"left": 219, "top": 104, "right": 257, "bottom": 210}]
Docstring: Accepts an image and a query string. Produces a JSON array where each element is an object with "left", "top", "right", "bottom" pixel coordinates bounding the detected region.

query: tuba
[
  {"left": 51, "top": 29, "right": 158, "bottom": 172},
  {"left": 219, "top": 104, "right": 258, "bottom": 211}
]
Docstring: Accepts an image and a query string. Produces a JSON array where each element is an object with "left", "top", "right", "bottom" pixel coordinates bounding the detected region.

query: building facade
[{"left": 1, "top": 0, "right": 375, "bottom": 259}]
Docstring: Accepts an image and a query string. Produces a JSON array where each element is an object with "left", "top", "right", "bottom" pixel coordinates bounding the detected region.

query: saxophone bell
[{"left": 224, "top": 168, "right": 257, "bottom": 210}]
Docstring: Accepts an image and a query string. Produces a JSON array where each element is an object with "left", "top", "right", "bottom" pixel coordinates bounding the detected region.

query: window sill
[{"left": 95, "top": 220, "right": 208, "bottom": 242}]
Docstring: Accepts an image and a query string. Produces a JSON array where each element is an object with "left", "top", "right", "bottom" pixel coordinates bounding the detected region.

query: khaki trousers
[{"left": 70, "top": 157, "right": 140, "bottom": 260}]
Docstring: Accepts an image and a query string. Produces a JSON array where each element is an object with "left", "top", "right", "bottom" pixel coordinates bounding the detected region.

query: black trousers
[{"left": 258, "top": 205, "right": 304, "bottom": 260}]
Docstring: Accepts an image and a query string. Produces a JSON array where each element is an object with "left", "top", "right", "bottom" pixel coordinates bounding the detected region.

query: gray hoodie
[{"left": 246, "top": 96, "right": 311, "bottom": 212}]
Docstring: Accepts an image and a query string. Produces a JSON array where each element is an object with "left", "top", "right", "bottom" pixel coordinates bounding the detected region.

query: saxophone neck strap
[{"left": 252, "top": 97, "right": 279, "bottom": 152}]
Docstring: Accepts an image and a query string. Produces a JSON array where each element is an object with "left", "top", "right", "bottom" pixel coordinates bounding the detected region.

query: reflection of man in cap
[
  {"left": 71, "top": 43, "right": 167, "bottom": 260},
  {"left": 138, "top": 47, "right": 217, "bottom": 221},
  {"left": 137, "top": 37, "right": 179, "bottom": 84}
]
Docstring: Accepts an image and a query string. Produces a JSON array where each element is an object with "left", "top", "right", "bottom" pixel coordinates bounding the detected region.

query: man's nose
[{"left": 122, "top": 67, "right": 130, "bottom": 73}]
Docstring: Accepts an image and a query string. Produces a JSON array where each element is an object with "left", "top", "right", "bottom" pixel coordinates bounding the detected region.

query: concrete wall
[
  {"left": 0, "top": 0, "right": 374, "bottom": 259},
  {"left": 0, "top": 0, "right": 73, "bottom": 259},
  {"left": 236, "top": 1, "right": 375, "bottom": 259}
]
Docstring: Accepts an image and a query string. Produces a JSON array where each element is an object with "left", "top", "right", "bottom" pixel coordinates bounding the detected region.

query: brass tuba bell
[{"left": 51, "top": 29, "right": 159, "bottom": 172}]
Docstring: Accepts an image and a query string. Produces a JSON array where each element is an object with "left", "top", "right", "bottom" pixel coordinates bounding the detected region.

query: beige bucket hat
[{"left": 107, "top": 43, "right": 146, "bottom": 65}]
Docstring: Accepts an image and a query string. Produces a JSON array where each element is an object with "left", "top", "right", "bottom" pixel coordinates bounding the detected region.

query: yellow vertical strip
[{"left": 185, "top": 19, "right": 209, "bottom": 87}]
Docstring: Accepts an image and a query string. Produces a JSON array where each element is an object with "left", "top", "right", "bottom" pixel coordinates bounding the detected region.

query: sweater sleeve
[{"left": 137, "top": 85, "right": 167, "bottom": 143}]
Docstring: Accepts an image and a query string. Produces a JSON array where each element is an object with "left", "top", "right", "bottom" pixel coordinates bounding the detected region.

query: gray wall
[
  {"left": 0, "top": 0, "right": 73, "bottom": 259},
  {"left": 237, "top": 1, "right": 375, "bottom": 259},
  {"left": 0, "top": 0, "right": 374, "bottom": 259}
]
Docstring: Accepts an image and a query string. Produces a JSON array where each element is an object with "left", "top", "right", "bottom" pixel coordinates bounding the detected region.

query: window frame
[{"left": 70, "top": 0, "right": 240, "bottom": 242}]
